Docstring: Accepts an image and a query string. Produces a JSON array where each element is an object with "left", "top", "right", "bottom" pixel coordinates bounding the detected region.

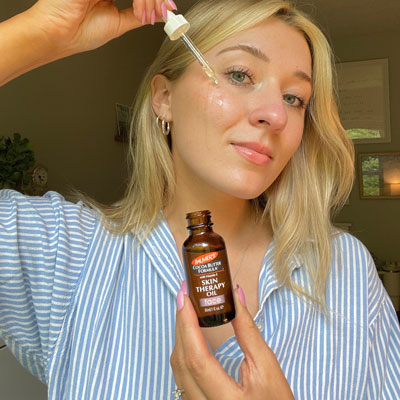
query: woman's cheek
[
  {"left": 290, "top": 122, "right": 305, "bottom": 153},
  {"left": 202, "top": 84, "right": 245, "bottom": 129}
]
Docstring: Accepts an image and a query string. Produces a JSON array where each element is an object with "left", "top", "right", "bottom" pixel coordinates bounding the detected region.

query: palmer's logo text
[{"left": 192, "top": 252, "right": 218, "bottom": 266}]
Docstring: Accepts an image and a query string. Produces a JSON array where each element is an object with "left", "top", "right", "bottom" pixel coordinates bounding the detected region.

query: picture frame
[
  {"left": 336, "top": 59, "right": 391, "bottom": 144},
  {"left": 358, "top": 152, "right": 400, "bottom": 199},
  {"left": 114, "top": 103, "right": 132, "bottom": 142}
]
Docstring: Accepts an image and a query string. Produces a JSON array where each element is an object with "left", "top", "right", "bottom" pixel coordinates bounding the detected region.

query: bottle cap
[{"left": 163, "top": 10, "right": 190, "bottom": 40}]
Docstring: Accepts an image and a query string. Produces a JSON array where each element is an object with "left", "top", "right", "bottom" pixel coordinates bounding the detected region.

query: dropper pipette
[
  {"left": 163, "top": 11, "right": 218, "bottom": 84},
  {"left": 179, "top": 33, "right": 218, "bottom": 84}
]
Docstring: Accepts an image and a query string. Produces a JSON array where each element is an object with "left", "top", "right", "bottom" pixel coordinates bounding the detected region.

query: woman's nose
[{"left": 248, "top": 91, "right": 288, "bottom": 132}]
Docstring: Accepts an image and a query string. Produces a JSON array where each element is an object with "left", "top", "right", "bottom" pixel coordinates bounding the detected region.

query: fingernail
[
  {"left": 150, "top": 9, "right": 156, "bottom": 25},
  {"left": 237, "top": 284, "right": 246, "bottom": 307},
  {"left": 177, "top": 290, "right": 185, "bottom": 310},
  {"left": 180, "top": 280, "right": 188, "bottom": 295},
  {"left": 161, "top": 2, "right": 168, "bottom": 19},
  {"left": 168, "top": 0, "right": 178, "bottom": 10},
  {"left": 141, "top": 9, "right": 147, "bottom": 25}
]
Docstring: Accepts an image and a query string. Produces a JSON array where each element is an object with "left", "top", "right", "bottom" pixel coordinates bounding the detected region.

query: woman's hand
[
  {"left": 171, "top": 282, "right": 294, "bottom": 399},
  {"left": 0, "top": 0, "right": 177, "bottom": 86},
  {"left": 30, "top": 0, "right": 177, "bottom": 53}
]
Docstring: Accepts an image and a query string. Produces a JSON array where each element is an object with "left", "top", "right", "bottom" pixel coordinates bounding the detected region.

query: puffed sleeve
[
  {"left": 367, "top": 271, "right": 400, "bottom": 398},
  {"left": 0, "top": 190, "right": 96, "bottom": 383}
]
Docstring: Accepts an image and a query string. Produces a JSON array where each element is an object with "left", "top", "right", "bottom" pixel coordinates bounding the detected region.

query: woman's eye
[
  {"left": 231, "top": 71, "right": 247, "bottom": 83},
  {"left": 224, "top": 68, "right": 253, "bottom": 86},
  {"left": 283, "top": 94, "right": 306, "bottom": 109}
]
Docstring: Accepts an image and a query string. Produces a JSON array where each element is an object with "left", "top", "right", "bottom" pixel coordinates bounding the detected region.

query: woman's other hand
[{"left": 171, "top": 282, "right": 294, "bottom": 399}]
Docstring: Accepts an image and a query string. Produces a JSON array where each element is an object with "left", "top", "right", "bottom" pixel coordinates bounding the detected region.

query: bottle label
[
  {"left": 184, "top": 249, "right": 234, "bottom": 317},
  {"left": 191, "top": 251, "right": 223, "bottom": 274}
]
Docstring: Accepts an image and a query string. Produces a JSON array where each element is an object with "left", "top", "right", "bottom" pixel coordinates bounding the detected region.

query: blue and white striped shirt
[{"left": 0, "top": 190, "right": 399, "bottom": 399}]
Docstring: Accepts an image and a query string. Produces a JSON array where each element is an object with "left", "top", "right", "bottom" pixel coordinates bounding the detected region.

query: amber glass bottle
[{"left": 182, "top": 210, "right": 235, "bottom": 327}]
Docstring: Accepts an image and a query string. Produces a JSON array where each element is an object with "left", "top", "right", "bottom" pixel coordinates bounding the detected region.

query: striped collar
[
  {"left": 140, "top": 217, "right": 303, "bottom": 305},
  {"left": 139, "top": 216, "right": 185, "bottom": 296}
]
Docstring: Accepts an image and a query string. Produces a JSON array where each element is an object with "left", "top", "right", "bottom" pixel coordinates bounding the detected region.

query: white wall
[{"left": 0, "top": 342, "right": 47, "bottom": 399}]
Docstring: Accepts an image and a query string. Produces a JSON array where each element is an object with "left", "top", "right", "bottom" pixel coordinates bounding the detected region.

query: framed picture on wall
[
  {"left": 336, "top": 59, "right": 391, "bottom": 144},
  {"left": 114, "top": 103, "right": 132, "bottom": 142},
  {"left": 358, "top": 152, "right": 400, "bottom": 199}
]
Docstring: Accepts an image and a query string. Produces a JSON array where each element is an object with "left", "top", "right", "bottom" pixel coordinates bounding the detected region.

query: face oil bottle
[{"left": 182, "top": 210, "right": 236, "bottom": 327}]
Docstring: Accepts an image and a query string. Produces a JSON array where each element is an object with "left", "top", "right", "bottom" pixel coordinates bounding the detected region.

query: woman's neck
[
  {"left": 165, "top": 197, "right": 251, "bottom": 238},
  {"left": 163, "top": 182, "right": 270, "bottom": 253}
]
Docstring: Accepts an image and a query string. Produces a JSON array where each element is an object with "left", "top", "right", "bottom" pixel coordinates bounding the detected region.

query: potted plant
[{"left": 0, "top": 133, "right": 35, "bottom": 191}]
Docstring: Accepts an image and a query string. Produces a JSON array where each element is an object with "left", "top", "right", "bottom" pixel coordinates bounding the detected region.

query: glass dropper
[
  {"left": 179, "top": 33, "right": 218, "bottom": 84},
  {"left": 163, "top": 11, "right": 218, "bottom": 84}
]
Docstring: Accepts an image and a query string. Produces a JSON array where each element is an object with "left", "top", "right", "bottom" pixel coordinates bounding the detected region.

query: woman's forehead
[{"left": 207, "top": 18, "right": 312, "bottom": 74}]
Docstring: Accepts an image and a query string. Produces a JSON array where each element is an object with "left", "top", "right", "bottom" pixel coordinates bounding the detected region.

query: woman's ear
[{"left": 151, "top": 74, "right": 173, "bottom": 121}]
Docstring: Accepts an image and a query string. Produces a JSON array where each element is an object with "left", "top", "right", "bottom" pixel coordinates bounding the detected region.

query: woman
[{"left": 1, "top": 0, "right": 399, "bottom": 399}]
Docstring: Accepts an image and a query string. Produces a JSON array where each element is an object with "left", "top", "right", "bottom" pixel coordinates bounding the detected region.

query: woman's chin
[
  {"left": 218, "top": 183, "right": 269, "bottom": 202},
  {"left": 212, "top": 171, "right": 274, "bottom": 201}
]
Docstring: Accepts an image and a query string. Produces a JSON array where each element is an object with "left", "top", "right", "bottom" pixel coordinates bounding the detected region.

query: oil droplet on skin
[
  {"left": 253, "top": 80, "right": 264, "bottom": 91},
  {"left": 200, "top": 68, "right": 247, "bottom": 131},
  {"left": 206, "top": 85, "right": 229, "bottom": 113},
  {"left": 204, "top": 73, "right": 242, "bottom": 118}
]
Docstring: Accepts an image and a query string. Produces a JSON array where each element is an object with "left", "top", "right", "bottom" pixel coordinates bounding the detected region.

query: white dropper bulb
[
  {"left": 162, "top": 11, "right": 218, "bottom": 84},
  {"left": 163, "top": 10, "right": 190, "bottom": 40}
]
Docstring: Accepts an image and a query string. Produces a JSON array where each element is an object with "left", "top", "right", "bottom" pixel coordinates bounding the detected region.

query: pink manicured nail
[
  {"left": 237, "top": 284, "right": 246, "bottom": 307},
  {"left": 161, "top": 2, "right": 168, "bottom": 19},
  {"left": 177, "top": 290, "right": 185, "bottom": 310},
  {"left": 141, "top": 9, "right": 147, "bottom": 25},
  {"left": 168, "top": 0, "right": 178, "bottom": 10},
  {"left": 150, "top": 9, "right": 156, "bottom": 25},
  {"left": 181, "top": 280, "right": 188, "bottom": 295}
]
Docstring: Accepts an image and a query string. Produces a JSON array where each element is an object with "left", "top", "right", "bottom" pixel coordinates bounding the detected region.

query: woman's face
[{"left": 168, "top": 17, "right": 312, "bottom": 200}]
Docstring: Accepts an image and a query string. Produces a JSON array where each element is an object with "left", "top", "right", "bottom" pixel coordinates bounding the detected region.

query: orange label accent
[{"left": 191, "top": 252, "right": 218, "bottom": 266}]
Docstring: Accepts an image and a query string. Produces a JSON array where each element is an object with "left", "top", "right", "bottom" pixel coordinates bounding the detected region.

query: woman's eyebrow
[
  {"left": 217, "top": 44, "right": 270, "bottom": 62},
  {"left": 295, "top": 70, "right": 312, "bottom": 84},
  {"left": 217, "top": 44, "right": 312, "bottom": 84}
]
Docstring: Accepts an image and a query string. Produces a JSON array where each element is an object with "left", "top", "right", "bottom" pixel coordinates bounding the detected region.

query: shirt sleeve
[
  {"left": 0, "top": 189, "right": 96, "bottom": 383},
  {"left": 366, "top": 264, "right": 400, "bottom": 398}
]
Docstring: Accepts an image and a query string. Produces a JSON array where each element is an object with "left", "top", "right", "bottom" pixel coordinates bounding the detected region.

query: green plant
[{"left": 0, "top": 133, "right": 35, "bottom": 190}]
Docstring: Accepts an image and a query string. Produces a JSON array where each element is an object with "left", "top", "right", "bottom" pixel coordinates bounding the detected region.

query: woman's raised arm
[{"left": 0, "top": 0, "right": 176, "bottom": 86}]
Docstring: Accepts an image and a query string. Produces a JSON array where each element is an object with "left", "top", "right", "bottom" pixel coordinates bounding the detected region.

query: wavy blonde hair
[{"left": 96, "top": 0, "right": 354, "bottom": 306}]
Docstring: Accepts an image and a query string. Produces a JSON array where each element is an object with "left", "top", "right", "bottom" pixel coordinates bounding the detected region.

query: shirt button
[{"left": 256, "top": 321, "right": 264, "bottom": 330}]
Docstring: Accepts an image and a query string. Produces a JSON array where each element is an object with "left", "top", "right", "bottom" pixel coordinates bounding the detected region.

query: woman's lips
[{"left": 232, "top": 142, "right": 272, "bottom": 166}]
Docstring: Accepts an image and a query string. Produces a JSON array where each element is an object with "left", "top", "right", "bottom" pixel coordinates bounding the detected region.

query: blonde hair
[{"left": 96, "top": 0, "right": 354, "bottom": 306}]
